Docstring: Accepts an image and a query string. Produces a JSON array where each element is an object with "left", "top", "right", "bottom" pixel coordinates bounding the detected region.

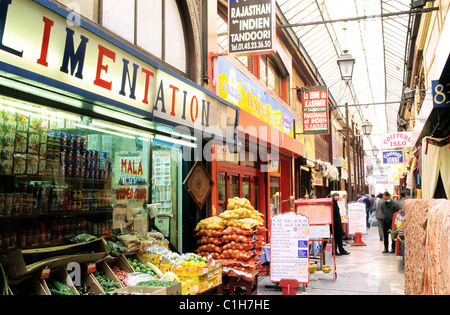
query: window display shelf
[{"left": 0, "top": 210, "right": 113, "bottom": 220}]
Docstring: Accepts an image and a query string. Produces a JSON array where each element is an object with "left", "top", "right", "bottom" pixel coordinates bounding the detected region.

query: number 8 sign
[{"left": 432, "top": 80, "right": 450, "bottom": 108}]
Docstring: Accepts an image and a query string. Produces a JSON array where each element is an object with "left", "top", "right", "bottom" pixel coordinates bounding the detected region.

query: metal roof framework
[{"left": 276, "top": 0, "right": 414, "bottom": 155}]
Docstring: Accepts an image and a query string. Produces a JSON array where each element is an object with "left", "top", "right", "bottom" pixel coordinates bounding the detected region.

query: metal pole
[
  {"left": 276, "top": 7, "right": 439, "bottom": 29},
  {"left": 346, "top": 104, "right": 352, "bottom": 201}
]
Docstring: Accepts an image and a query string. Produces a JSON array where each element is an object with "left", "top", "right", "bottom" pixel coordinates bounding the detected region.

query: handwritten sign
[
  {"left": 347, "top": 202, "right": 367, "bottom": 234},
  {"left": 270, "top": 212, "right": 309, "bottom": 283}
]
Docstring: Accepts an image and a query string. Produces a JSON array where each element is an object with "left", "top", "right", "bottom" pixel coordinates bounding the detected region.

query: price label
[
  {"left": 87, "top": 263, "right": 96, "bottom": 274},
  {"left": 40, "top": 267, "right": 50, "bottom": 279}
]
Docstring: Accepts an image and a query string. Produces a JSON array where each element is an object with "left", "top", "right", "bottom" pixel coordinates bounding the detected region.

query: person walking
[
  {"left": 381, "top": 191, "right": 399, "bottom": 253},
  {"left": 374, "top": 193, "right": 384, "bottom": 241},
  {"left": 357, "top": 192, "right": 371, "bottom": 229},
  {"left": 332, "top": 193, "right": 350, "bottom": 255}
]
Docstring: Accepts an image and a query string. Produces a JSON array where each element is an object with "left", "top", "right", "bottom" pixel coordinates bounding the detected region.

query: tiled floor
[{"left": 257, "top": 227, "right": 405, "bottom": 295}]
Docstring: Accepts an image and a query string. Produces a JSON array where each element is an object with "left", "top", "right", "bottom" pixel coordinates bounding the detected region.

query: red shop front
[{"left": 211, "top": 110, "right": 304, "bottom": 241}]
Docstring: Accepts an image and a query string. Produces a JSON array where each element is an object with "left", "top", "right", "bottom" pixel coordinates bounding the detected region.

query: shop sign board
[
  {"left": 270, "top": 212, "right": 309, "bottom": 284},
  {"left": 432, "top": 80, "right": 450, "bottom": 108},
  {"left": 347, "top": 202, "right": 367, "bottom": 235},
  {"left": 302, "top": 86, "right": 329, "bottom": 134},
  {"left": 228, "top": 0, "right": 275, "bottom": 55},
  {"left": 217, "top": 56, "right": 294, "bottom": 137},
  {"left": 0, "top": 0, "right": 238, "bottom": 140},
  {"left": 380, "top": 132, "right": 413, "bottom": 149},
  {"left": 382, "top": 150, "right": 404, "bottom": 164}
]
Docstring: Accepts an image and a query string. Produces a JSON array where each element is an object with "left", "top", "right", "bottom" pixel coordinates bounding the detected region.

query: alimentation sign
[{"left": 228, "top": 0, "right": 275, "bottom": 54}]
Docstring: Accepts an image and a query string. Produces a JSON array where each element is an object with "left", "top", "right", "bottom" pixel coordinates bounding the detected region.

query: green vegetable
[
  {"left": 136, "top": 280, "right": 176, "bottom": 287},
  {"left": 94, "top": 271, "right": 120, "bottom": 294},
  {"left": 47, "top": 280, "right": 78, "bottom": 295},
  {"left": 0, "top": 263, "right": 8, "bottom": 296},
  {"left": 145, "top": 262, "right": 163, "bottom": 278}
]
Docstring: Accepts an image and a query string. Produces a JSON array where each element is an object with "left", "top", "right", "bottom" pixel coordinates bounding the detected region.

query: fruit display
[{"left": 127, "top": 257, "right": 163, "bottom": 278}]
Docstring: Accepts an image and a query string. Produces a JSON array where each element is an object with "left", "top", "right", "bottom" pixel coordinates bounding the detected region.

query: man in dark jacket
[
  {"left": 381, "top": 191, "right": 399, "bottom": 253},
  {"left": 332, "top": 193, "right": 350, "bottom": 255}
]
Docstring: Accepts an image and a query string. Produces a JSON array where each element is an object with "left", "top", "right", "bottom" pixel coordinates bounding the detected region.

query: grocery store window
[
  {"left": 101, "top": 0, "right": 188, "bottom": 73},
  {"left": 151, "top": 140, "right": 182, "bottom": 252},
  {"left": 0, "top": 96, "right": 154, "bottom": 250}
]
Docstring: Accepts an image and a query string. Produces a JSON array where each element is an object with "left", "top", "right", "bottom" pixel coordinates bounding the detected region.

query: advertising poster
[
  {"left": 347, "top": 202, "right": 367, "bottom": 235},
  {"left": 270, "top": 212, "right": 309, "bottom": 283},
  {"left": 218, "top": 56, "right": 294, "bottom": 137},
  {"left": 302, "top": 86, "right": 329, "bottom": 134}
]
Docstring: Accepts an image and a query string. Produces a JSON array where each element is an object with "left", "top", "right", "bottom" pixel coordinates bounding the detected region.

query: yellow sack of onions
[{"left": 194, "top": 216, "right": 225, "bottom": 231}]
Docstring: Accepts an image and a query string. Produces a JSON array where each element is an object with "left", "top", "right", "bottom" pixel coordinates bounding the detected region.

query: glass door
[
  {"left": 229, "top": 174, "right": 240, "bottom": 199},
  {"left": 218, "top": 172, "right": 227, "bottom": 214},
  {"left": 242, "top": 176, "right": 250, "bottom": 201},
  {"left": 252, "top": 176, "right": 260, "bottom": 211},
  {"left": 270, "top": 176, "right": 280, "bottom": 216}
]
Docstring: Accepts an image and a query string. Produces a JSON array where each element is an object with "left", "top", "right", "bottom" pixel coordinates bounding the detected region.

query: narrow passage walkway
[{"left": 257, "top": 227, "right": 405, "bottom": 295}]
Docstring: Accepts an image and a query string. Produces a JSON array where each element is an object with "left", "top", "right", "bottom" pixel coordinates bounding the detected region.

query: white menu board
[
  {"left": 270, "top": 212, "right": 309, "bottom": 283},
  {"left": 347, "top": 202, "right": 367, "bottom": 234}
]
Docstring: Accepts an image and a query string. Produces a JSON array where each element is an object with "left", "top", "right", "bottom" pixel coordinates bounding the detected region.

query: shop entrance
[{"left": 217, "top": 164, "right": 263, "bottom": 214}]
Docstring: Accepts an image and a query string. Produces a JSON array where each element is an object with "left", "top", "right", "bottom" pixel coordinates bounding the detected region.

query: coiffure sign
[
  {"left": 382, "top": 150, "right": 404, "bottom": 164},
  {"left": 380, "top": 132, "right": 413, "bottom": 149},
  {"left": 0, "top": 0, "right": 238, "bottom": 139}
]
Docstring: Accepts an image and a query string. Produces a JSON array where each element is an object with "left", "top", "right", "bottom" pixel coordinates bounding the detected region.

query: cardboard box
[
  {"left": 137, "top": 282, "right": 182, "bottom": 295},
  {"left": 106, "top": 254, "right": 134, "bottom": 273},
  {"left": 0, "top": 238, "right": 108, "bottom": 280},
  {"left": 46, "top": 266, "right": 79, "bottom": 295},
  {"left": 8, "top": 275, "right": 49, "bottom": 295},
  {"left": 159, "top": 257, "right": 209, "bottom": 276},
  {"left": 95, "top": 260, "right": 124, "bottom": 290},
  {"left": 112, "top": 286, "right": 166, "bottom": 295}
]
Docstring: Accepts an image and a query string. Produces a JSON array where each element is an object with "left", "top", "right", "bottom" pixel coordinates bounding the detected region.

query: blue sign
[
  {"left": 382, "top": 150, "right": 404, "bottom": 164},
  {"left": 432, "top": 80, "right": 450, "bottom": 108},
  {"left": 298, "top": 249, "right": 308, "bottom": 259},
  {"left": 298, "top": 240, "right": 308, "bottom": 248}
]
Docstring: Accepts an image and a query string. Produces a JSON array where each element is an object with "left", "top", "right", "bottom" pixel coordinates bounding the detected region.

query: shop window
[
  {"left": 242, "top": 176, "right": 250, "bottom": 200},
  {"left": 101, "top": 0, "right": 188, "bottom": 73},
  {"left": 56, "top": 0, "right": 99, "bottom": 23},
  {"left": 217, "top": 13, "right": 250, "bottom": 72},
  {"left": 259, "top": 56, "right": 288, "bottom": 103},
  {"left": 152, "top": 141, "right": 182, "bottom": 251},
  {"left": 0, "top": 96, "right": 157, "bottom": 250},
  {"left": 218, "top": 172, "right": 227, "bottom": 213},
  {"left": 269, "top": 176, "right": 280, "bottom": 216}
]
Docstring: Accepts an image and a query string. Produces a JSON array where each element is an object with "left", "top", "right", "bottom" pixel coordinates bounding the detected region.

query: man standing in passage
[
  {"left": 381, "top": 191, "right": 399, "bottom": 253},
  {"left": 332, "top": 193, "right": 350, "bottom": 255},
  {"left": 357, "top": 192, "right": 371, "bottom": 229}
]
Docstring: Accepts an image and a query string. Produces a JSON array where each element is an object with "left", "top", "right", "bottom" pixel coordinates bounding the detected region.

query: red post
[
  {"left": 351, "top": 232, "right": 367, "bottom": 246},
  {"left": 280, "top": 279, "right": 299, "bottom": 295}
]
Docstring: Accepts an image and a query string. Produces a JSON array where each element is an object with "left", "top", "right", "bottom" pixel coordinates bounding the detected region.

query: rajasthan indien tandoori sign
[{"left": 0, "top": 0, "right": 238, "bottom": 139}]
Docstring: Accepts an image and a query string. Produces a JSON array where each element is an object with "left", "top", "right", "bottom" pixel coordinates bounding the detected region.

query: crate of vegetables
[
  {"left": 106, "top": 255, "right": 134, "bottom": 286},
  {"left": 134, "top": 279, "right": 182, "bottom": 295},
  {"left": 92, "top": 261, "right": 124, "bottom": 294},
  {"left": 45, "top": 267, "right": 79, "bottom": 295},
  {"left": 8, "top": 275, "right": 49, "bottom": 295}
]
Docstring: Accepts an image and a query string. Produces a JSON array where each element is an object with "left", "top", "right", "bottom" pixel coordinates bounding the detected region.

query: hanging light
[
  {"left": 361, "top": 119, "right": 373, "bottom": 136},
  {"left": 337, "top": 50, "right": 355, "bottom": 81},
  {"left": 372, "top": 146, "right": 379, "bottom": 157}
]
